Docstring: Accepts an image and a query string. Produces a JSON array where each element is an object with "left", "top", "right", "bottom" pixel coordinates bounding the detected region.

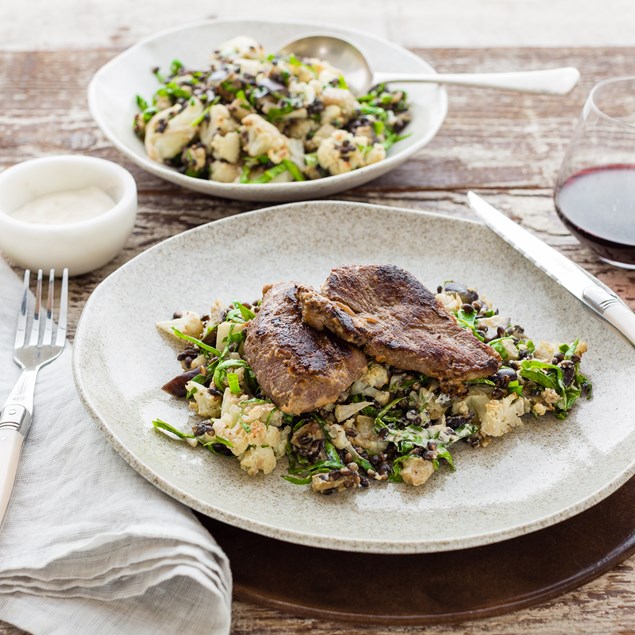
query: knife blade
[{"left": 467, "top": 191, "right": 635, "bottom": 346}]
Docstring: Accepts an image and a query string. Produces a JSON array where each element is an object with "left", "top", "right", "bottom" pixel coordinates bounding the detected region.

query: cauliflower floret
[
  {"left": 282, "top": 60, "right": 315, "bottom": 84},
  {"left": 364, "top": 144, "right": 386, "bottom": 164},
  {"left": 451, "top": 398, "right": 471, "bottom": 418},
  {"left": 478, "top": 314, "right": 510, "bottom": 341},
  {"left": 326, "top": 422, "right": 349, "bottom": 450},
  {"left": 534, "top": 341, "right": 557, "bottom": 362},
  {"left": 436, "top": 291, "right": 463, "bottom": 314},
  {"left": 269, "top": 424, "right": 290, "bottom": 456},
  {"left": 144, "top": 98, "right": 204, "bottom": 162},
  {"left": 499, "top": 338, "right": 520, "bottom": 360},
  {"left": 354, "top": 415, "right": 389, "bottom": 455},
  {"left": 305, "top": 123, "right": 336, "bottom": 152},
  {"left": 187, "top": 382, "right": 222, "bottom": 418},
  {"left": 291, "top": 57, "right": 342, "bottom": 85},
  {"left": 200, "top": 104, "right": 239, "bottom": 149},
  {"left": 320, "top": 105, "right": 343, "bottom": 126},
  {"left": 237, "top": 57, "right": 263, "bottom": 76},
  {"left": 334, "top": 402, "right": 373, "bottom": 423},
  {"left": 181, "top": 144, "right": 207, "bottom": 176},
  {"left": 321, "top": 87, "right": 360, "bottom": 117},
  {"left": 575, "top": 341, "right": 588, "bottom": 356},
  {"left": 349, "top": 364, "right": 389, "bottom": 405},
  {"left": 215, "top": 320, "right": 247, "bottom": 349},
  {"left": 317, "top": 130, "right": 385, "bottom": 176},
  {"left": 279, "top": 108, "right": 309, "bottom": 121},
  {"left": 400, "top": 456, "right": 435, "bottom": 487},
  {"left": 218, "top": 36, "right": 264, "bottom": 60},
  {"left": 349, "top": 372, "right": 391, "bottom": 404},
  {"left": 240, "top": 113, "right": 289, "bottom": 163},
  {"left": 476, "top": 393, "right": 529, "bottom": 437},
  {"left": 541, "top": 388, "right": 560, "bottom": 407},
  {"left": 156, "top": 310, "right": 203, "bottom": 338},
  {"left": 417, "top": 386, "right": 450, "bottom": 420},
  {"left": 154, "top": 93, "right": 173, "bottom": 111},
  {"left": 289, "top": 81, "right": 316, "bottom": 106},
  {"left": 228, "top": 97, "right": 252, "bottom": 122},
  {"left": 362, "top": 363, "right": 389, "bottom": 389},
  {"left": 308, "top": 78, "right": 323, "bottom": 96},
  {"left": 211, "top": 131, "right": 241, "bottom": 163},
  {"left": 213, "top": 390, "right": 287, "bottom": 459},
  {"left": 286, "top": 118, "right": 318, "bottom": 141},
  {"left": 211, "top": 104, "right": 239, "bottom": 134},
  {"left": 209, "top": 160, "right": 240, "bottom": 183},
  {"left": 240, "top": 446, "right": 277, "bottom": 476},
  {"left": 213, "top": 394, "right": 250, "bottom": 455}
]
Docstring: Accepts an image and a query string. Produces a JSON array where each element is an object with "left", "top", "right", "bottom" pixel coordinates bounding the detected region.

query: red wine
[{"left": 554, "top": 164, "right": 635, "bottom": 266}]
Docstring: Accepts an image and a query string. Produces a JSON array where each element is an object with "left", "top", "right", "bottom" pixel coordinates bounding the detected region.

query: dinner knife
[{"left": 467, "top": 192, "right": 635, "bottom": 346}]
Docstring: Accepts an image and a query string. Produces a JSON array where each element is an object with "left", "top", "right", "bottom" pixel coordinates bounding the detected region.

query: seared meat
[
  {"left": 297, "top": 264, "right": 500, "bottom": 382},
  {"left": 243, "top": 282, "right": 367, "bottom": 415}
]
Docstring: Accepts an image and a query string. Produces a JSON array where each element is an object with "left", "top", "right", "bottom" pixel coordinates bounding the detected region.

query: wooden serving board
[{"left": 198, "top": 477, "right": 634, "bottom": 625}]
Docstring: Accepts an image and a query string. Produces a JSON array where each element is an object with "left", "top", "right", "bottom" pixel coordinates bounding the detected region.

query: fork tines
[{"left": 16, "top": 269, "right": 68, "bottom": 349}]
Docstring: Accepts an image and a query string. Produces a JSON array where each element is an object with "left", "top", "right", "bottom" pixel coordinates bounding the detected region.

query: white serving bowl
[
  {"left": 88, "top": 19, "right": 448, "bottom": 202},
  {"left": 0, "top": 155, "right": 137, "bottom": 276}
]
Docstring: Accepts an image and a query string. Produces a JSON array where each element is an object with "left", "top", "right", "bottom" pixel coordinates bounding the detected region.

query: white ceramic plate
[
  {"left": 73, "top": 202, "right": 635, "bottom": 553},
  {"left": 88, "top": 19, "right": 447, "bottom": 202}
]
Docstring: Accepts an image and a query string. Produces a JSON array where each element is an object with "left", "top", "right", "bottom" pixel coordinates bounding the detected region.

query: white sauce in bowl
[{"left": 10, "top": 186, "right": 115, "bottom": 225}]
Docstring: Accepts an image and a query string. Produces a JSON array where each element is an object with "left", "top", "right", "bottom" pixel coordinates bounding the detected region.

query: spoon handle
[{"left": 372, "top": 67, "right": 580, "bottom": 95}]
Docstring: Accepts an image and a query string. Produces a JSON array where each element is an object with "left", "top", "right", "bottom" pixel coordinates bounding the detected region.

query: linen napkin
[{"left": 0, "top": 259, "right": 232, "bottom": 635}]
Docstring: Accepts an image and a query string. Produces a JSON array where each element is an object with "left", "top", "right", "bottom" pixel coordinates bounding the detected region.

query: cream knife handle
[
  {"left": 0, "top": 428, "right": 24, "bottom": 526},
  {"left": 583, "top": 286, "right": 635, "bottom": 346},
  {"left": 602, "top": 303, "right": 635, "bottom": 345}
]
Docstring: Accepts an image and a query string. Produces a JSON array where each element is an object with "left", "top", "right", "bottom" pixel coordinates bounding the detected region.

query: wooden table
[{"left": 1, "top": 41, "right": 633, "bottom": 635}]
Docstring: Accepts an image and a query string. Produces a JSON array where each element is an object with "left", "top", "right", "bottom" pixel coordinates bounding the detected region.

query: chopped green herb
[
  {"left": 171, "top": 327, "right": 222, "bottom": 357},
  {"left": 170, "top": 59, "right": 184, "bottom": 75},
  {"left": 249, "top": 163, "right": 289, "bottom": 183},
  {"left": 227, "top": 372, "right": 241, "bottom": 395},
  {"left": 282, "top": 159, "right": 305, "bottom": 181},
  {"left": 152, "top": 418, "right": 195, "bottom": 439}
]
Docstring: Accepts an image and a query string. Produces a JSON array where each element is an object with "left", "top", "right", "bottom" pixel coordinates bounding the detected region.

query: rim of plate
[
  {"left": 73, "top": 201, "right": 635, "bottom": 553},
  {"left": 88, "top": 18, "right": 448, "bottom": 197}
]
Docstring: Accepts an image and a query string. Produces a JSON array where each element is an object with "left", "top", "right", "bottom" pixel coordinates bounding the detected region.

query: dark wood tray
[{"left": 196, "top": 477, "right": 634, "bottom": 625}]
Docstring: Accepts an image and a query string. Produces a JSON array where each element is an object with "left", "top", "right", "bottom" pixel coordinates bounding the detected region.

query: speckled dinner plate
[{"left": 73, "top": 201, "right": 635, "bottom": 553}]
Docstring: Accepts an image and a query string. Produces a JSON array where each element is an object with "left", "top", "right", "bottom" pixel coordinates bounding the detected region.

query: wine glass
[{"left": 554, "top": 76, "right": 635, "bottom": 269}]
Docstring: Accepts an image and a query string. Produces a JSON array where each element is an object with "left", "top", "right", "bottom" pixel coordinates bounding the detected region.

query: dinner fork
[{"left": 0, "top": 268, "right": 68, "bottom": 525}]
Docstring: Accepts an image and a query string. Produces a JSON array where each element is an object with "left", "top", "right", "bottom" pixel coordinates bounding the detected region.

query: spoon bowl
[
  {"left": 281, "top": 34, "right": 580, "bottom": 96},
  {"left": 280, "top": 35, "right": 373, "bottom": 95}
]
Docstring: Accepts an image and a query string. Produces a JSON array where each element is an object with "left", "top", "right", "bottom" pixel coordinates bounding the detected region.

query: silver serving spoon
[{"left": 280, "top": 35, "right": 580, "bottom": 96}]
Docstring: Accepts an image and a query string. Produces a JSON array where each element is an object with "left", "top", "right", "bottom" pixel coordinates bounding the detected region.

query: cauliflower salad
[
  {"left": 133, "top": 36, "right": 411, "bottom": 183},
  {"left": 153, "top": 281, "right": 591, "bottom": 496}
]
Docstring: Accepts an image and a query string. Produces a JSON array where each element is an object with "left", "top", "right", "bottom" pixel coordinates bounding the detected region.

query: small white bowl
[{"left": 0, "top": 155, "right": 137, "bottom": 276}]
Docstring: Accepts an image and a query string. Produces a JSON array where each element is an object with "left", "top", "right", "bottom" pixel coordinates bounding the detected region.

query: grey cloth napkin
[{"left": 0, "top": 260, "right": 232, "bottom": 634}]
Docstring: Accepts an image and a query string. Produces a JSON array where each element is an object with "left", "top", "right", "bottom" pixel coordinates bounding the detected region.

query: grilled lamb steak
[
  {"left": 297, "top": 264, "right": 500, "bottom": 382},
  {"left": 243, "top": 282, "right": 367, "bottom": 415}
]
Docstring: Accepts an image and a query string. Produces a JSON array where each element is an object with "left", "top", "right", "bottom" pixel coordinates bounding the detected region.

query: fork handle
[
  {"left": 0, "top": 429, "right": 24, "bottom": 526},
  {"left": 0, "top": 369, "right": 36, "bottom": 527},
  {"left": 2, "top": 368, "right": 37, "bottom": 423}
]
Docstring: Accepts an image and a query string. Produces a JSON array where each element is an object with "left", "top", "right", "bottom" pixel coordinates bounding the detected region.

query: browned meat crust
[
  {"left": 297, "top": 264, "right": 500, "bottom": 382},
  {"left": 243, "top": 282, "right": 367, "bottom": 415}
]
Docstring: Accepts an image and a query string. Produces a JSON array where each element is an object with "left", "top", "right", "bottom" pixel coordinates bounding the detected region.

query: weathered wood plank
[
  {"left": 3, "top": 0, "right": 635, "bottom": 50},
  {"left": 230, "top": 558, "right": 635, "bottom": 635}
]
